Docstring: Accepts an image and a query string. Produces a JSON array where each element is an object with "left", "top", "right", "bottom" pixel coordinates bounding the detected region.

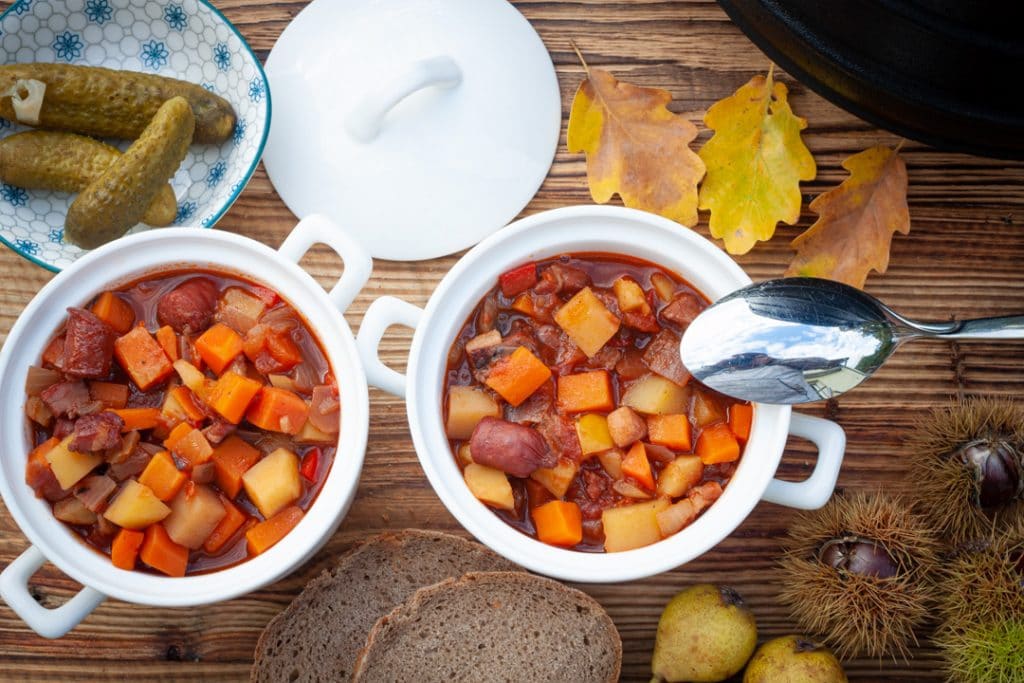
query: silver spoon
[{"left": 680, "top": 277, "right": 1024, "bottom": 404}]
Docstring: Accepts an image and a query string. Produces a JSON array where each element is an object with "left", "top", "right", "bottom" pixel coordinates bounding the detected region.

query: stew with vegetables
[
  {"left": 443, "top": 254, "right": 752, "bottom": 553},
  {"left": 23, "top": 270, "right": 340, "bottom": 576}
]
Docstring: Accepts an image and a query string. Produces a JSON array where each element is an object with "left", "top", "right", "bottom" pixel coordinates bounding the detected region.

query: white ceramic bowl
[
  {"left": 0, "top": 215, "right": 371, "bottom": 637},
  {"left": 0, "top": 0, "right": 271, "bottom": 272},
  {"left": 357, "top": 205, "right": 846, "bottom": 583}
]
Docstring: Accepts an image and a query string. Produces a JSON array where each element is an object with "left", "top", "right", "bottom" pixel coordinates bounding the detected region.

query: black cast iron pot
[{"left": 717, "top": 0, "right": 1024, "bottom": 159}]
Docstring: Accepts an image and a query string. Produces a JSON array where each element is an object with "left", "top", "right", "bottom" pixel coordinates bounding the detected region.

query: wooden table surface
[{"left": 1, "top": 1, "right": 1023, "bottom": 680}]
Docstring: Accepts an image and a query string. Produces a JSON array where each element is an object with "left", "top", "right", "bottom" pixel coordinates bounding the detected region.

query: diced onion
[{"left": 25, "top": 365, "right": 62, "bottom": 395}]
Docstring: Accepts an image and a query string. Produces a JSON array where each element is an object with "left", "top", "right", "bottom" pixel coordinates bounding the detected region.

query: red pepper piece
[
  {"left": 300, "top": 447, "right": 321, "bottom": 482},
  {"left": 499, "top": 262, "right": 538, "bottom": 298}
]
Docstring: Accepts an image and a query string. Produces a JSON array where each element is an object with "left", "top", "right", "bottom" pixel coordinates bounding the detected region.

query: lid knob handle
[{"left": 345, "top": 55, "right": 462, "bottom": 143}]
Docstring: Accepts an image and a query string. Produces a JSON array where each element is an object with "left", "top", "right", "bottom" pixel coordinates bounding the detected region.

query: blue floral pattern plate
[{"left": 0, "top": 0, "right": 270, "bottom": 271}]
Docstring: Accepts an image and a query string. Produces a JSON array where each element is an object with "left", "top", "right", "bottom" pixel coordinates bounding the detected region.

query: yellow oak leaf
[
  {"left": 567, "top": 67, "right": 705, "bottom": 227},
  {"left": 698, "top": 68, "right": 816, "bottom": 254},
  {"left": 786, "top": 145, "right": 909, "bottom": 288}
]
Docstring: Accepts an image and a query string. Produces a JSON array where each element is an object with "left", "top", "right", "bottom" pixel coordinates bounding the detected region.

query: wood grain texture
[{"left": 1, "top": 0, "right": 1023, "bottom": 680}]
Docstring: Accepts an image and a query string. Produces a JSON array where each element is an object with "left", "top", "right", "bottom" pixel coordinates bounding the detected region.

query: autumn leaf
[
  {"left": 698, "top": 67, "right": 816, "bottom": 254},
  {"left": 567, "top": 64, "right": 705, "bottom": 227},
  {"left": 786, "top": 145, "right": 909, "bottom": 288}
]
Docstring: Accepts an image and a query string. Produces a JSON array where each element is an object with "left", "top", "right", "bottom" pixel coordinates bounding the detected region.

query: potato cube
[
  {"left": 693, "top": 389, "right": 726, "bottom": 427},
  {"left": 656, "top": 455, "right": 704, "bottom": 498},
  {"left": 242, "top": 448, "right": 302, "bottom": 518},
  {"left": 607, "top": 406, "right": 647, "bottom": 448},
  {"left": 647, "top": 414, "right": 693, "bottom": 451},
  {"left": 163, "top": 484, "right": 227, "bottom": 549},
  {"left": 464, "top": 463, "right": 515, "bottom": 511},
  {"left": 602, "top": 498, "right": 670, "bottom": 552},
  {"left": 456, "top": 443, "right": 474, "bottom": 466},
  {"left": 103, "top": 480, "right": 171, "bottom": 529},
  {"left": 557, "top": 370, "right": 614, "bottom": 413},
  {"left": 44, "top": 436, "right": 101, "bottom": 489},
  {"left": 446, "top": 386, "right": 502, "bottom": 439},
  {"left": 531, "top": 458, "right": 579, "bottom": 498},
  {"left": 622, "top": 374, "right": 689, "bottom": 415},
  {"left": 296, "top": 418, "right": 336, "bottom": 444},
  {"left": 575, "top": 414, "right": 614, "bottom": 456},
  {"left": 613, "top": 277, "right": 650, "bottom": 313},
  {"left": 554, "top": 287, "right": 620, "bottom": 357}
]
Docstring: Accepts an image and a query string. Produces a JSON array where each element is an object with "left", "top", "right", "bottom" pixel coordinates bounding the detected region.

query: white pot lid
[{"left": 263, "top": 0, "right": 562, "bottom": 261}]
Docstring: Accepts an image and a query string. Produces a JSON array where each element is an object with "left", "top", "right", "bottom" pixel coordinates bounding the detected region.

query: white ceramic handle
[
  {"left": 0, "top": 546, "right": 106, "bottom": 638},
  {"left": 278, "top": 213, "right": 373, "bottom": 313},
  {"left": 356, "top": 296, "right": 423, "bottom": 397},
  {"left": 761, "top": 413, "right": 846, "bottom": 510},
  {"left": 345, "top": 55, "right": 462, "bottom": 142}
]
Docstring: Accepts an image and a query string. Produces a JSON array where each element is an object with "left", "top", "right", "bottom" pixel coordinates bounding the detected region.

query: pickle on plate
[
  {"left": 0, "top": 63, "right": 235, "bottom": 144},
  {"left": 65, "top": 96, "right": 195, "bottom": 249},
  {"left": 0, "top": 130, "right": 177, "bottom": 226}
]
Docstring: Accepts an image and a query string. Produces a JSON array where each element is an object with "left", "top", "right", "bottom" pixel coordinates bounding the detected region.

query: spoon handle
[{"left": 929, "top": 315, "right": 1024, "bottom": 340}]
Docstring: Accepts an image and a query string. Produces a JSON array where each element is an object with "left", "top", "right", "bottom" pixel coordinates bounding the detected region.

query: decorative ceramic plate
[{"left": 0, "top": 0, "right": 270, "bottom": 272}]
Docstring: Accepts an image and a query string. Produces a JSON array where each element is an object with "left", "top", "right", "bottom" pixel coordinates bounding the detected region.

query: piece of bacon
[{"left": 69, "top": 412, "right": 124, "bottom": 453}]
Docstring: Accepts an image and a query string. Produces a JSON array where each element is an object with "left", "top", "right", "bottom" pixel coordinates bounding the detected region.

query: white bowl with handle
[
  {"left": 356, "top": 205, "right": 846, "bottom": 583},
  {"left": 0, "top": 215, "right": 371, "bottom": 637}
]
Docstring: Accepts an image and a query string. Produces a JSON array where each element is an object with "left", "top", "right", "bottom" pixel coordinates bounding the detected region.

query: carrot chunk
[
  {"left": 246, "top": 506, "right": 304, "bottom": 556},
  {"left": 647, "top": 414, "right": 693, "bottom": 451},
  {"left": 510, "top": 293, "right": 538, "bottom": 319},
  {"left": 111, "top": 528, "right": 145, "bottom": 570},
  {"left": 729, "top": 403, "right": 753, "bottom": 444},
  {"left": 155, "top": 326, "right": 179, "bottom": 362},
  {"left": 484, "top": 346, "right": 551, "bottom": 406},
  {"left": 139, "top": 524, "right": 189, "bottom": 577},
  {"left": 194, "top": 323, "right": 244, "bottom": 375},
  {"left": 622, "top": 441, "right": 655, "bottom": 490},
  {"left": 531, "top": 500, "right": 583, "bottom": 547},
  {"left": 207, "top": 372, "right": 263, "bottom": 424},
  {"left": 114, "top": 326, "right": 173, "bottom": 391},
  {"left": 696, "top": 423, "right": 741, "bottom": 465},
  {"left": 91, "top": 292, "right": 135, "bottom": 335},
  {"left": 203, "top": 497, "right": 247, "bottom": 554},
  {"left": 245, "top": 387, "right": 309, "bottom": 435},
  {"left": 557, "top": 370, "right": 614, "bottom": 413},
  {"left": 110, "top": 407, "right": 162, "bottom": 432},
  {"left": 163, "top": 422, "right": 193, "bottom": 451},
  {"left": 138, "top": 451, "right": 187, "bottom": 501},
  {"left": 88, "top": 381, "right": 129, "bottom": 409},
  {"left": 211, "top": 435, "right": 261, "bottom": 498}
]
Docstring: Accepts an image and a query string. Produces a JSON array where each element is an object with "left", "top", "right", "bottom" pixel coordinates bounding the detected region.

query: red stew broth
[
  {"left": 443, "top": 253, "right": 749, "bottom": 552},
  {"left": 27, "top": 269, "right": 337, "bottom": 575}
]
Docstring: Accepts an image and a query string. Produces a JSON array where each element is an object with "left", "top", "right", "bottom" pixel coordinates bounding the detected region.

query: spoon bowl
[{"left": 682, "top": 278, "right": 1024, "bottom": 404}]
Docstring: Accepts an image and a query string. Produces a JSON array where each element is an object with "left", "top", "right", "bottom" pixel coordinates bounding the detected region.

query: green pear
[
  {"left": 651, "top": 584, "right": 758, "bottom": 682},
  {"left": 743, "top": 636, "right": 847, "bottom": 683}
]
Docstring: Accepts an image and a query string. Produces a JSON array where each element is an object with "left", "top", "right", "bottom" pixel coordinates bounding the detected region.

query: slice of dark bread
[
  {"left": 251, "top": 530, "right": 520, "bottom": 682},
  {"left": 352, "top": 572, "right": 622, "bottom": 683}
]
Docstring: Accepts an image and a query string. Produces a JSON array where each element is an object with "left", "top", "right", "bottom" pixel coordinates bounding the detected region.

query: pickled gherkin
[
  {"left": 0, "top": 63, "right": 235, "bottom": 144},
  {"left": 0, "top": 131, "right": 177, "bottom": 226},
  {"left": 65, "top": 96, "right": 195, "bottom": 248}
]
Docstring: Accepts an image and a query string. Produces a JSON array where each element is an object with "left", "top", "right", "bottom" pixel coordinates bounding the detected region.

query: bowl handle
[
  {"left": 760, "top": 413, "right": 846, "bottom": 510},
  {"left": 278, "top": 213, "right": 374, "bottom": 313},
  {"left": 356, "top": 296, "right": 423, "bottom": 398},
  {"left": 0, "top": 545, "right": 106, "bottom": 638}
]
